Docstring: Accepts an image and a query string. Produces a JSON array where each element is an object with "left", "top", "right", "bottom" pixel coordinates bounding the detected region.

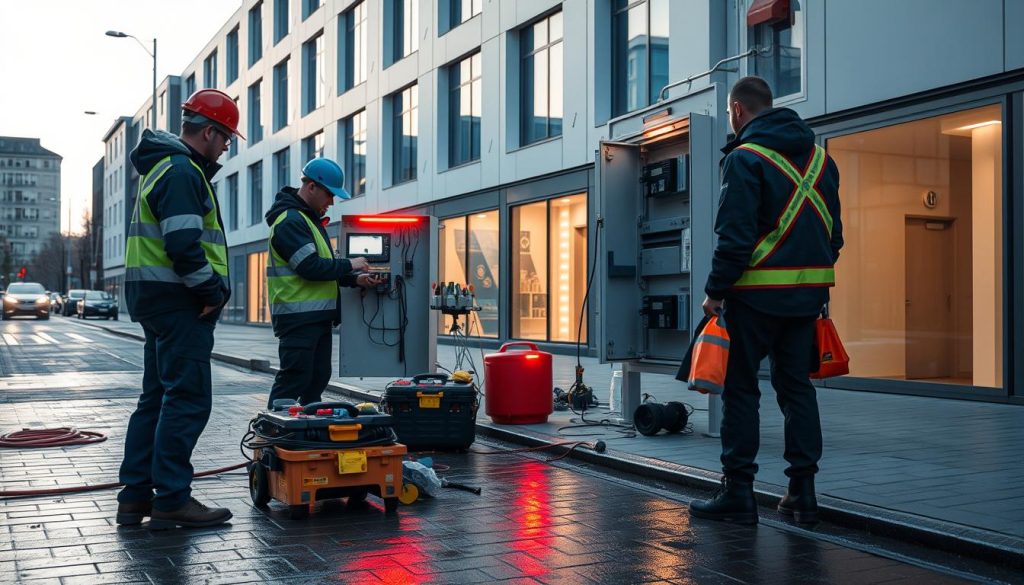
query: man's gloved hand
[
  {"left": 355, "top": 273, "right": 383, "bottom": 288},
  {"left": 349, "top": 257, "right": 370, "bottom": 272}
]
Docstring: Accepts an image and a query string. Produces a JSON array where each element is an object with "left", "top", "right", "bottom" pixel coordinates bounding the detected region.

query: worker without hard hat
[
  {"left": 302, "top": 158, "right": 350, "bottom": 200},
  {"left": 182, "top": 89, "right": 245, "bottom": 140}
]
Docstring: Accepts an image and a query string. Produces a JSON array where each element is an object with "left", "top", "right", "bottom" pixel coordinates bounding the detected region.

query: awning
[{"left": 747, "top": 0, "right": 789, "bottom": 27}]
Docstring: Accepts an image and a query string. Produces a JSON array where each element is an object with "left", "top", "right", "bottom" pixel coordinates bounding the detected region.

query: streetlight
[{"left": 106, "top": 30, "right": 157, "bottom": 130}]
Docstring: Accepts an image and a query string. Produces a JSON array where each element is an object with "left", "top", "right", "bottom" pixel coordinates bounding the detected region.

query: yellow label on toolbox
[
  {"left": 303, "top": 477, "right": 328, "bottom": 486},
  {"left": 416, "top": 391, "right": 443, "bottom": 409},
  {"left": 338, "top": 451, "right": 367, "bottom": 474}
]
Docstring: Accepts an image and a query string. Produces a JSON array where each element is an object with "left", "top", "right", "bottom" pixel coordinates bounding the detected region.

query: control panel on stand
[{"left": 338, "top": 215, "right": 437, "bottom": 378}]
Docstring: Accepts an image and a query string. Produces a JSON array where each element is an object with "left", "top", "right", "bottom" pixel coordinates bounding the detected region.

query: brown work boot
[
  {"left": 116, "top": 501, "right": 152, "bottom": 526},
  {"left": 148, "top": 497, "right": 233, "bottom": 530}
]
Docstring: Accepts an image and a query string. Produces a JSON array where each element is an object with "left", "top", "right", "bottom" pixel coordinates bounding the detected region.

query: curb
[{"left": 80, "top": 320, "right": 1024, "bottom": 569}]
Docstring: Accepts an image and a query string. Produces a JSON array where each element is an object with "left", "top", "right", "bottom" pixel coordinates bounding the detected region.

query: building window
[
  {"left": 612, "top": 0, "right": 669, "bottom": 116},
  {"left": 828, "top": 104, "right": 1003, "bottom": 389},
  {"left": 228, "top": 98, "right": 239, "bottom": 157},
  {"left": 274, "top": 0, "right": 289, "bottom": 44},
  {"left": 520, "top": 11, "right": 563, "bottom": 145},
  {"left": 226, "top": 173, "right": 239, "bottom": 231},
  {"left": 248, "top": 161, "right": 263, "bottom": 225},
  {"left": 273, "top": 57, "right": 289, "bottom": 131},
  {"left": 249, "top": 1, "right": 263, "bottom": 66},
  {"left": 226, "top": 26, "right": 240, "bottom": 83},
  {"left": 273, "top": 146, "right": 291, "bottom": 193},
  {"left": 184, "top": 73, "right": 196, "bottom": 100},
  {"left": 747, "top": 0, "right": 804, "bottom": 99},
  {"left": 511, "top": 194, "right": 588, "bottom": 342},
  {"left": 203, "top": 49, "right": 218, "bottom": 88},
  {"left": 159, "top": 91, "right": 165, "bottom": 116},
  {"left": 247, "top": 80, "right": 264, "bottom": 144},
  {"left": 342, "top": 110, "right": 367, "bottom": 198},
  {"left": 449, "top": 52, "right": 481, "bottom": 167},
  {"left": 439, "top": 212, "right": 500, "bottom": 337},
  {"left": 302, "top": 32, "right": 325, "bottom": 115},
  {"left": 386, "top": 0, "right": 419, "bottom": 66},
  {"left": 340, "top": 1, "right": 367, "bottom": 92},
  {"left": 303, "top": 0, "right": 320, "bottom": 20},
  {"left": 450, "top": 0, "right": 482, "bottom": 29},
  {"left": 247, "top": 251, "right": 271, "bottom": 323},
  {"left": 391, "top": 84, "right": 418, "bottom": 184},
  {"left": 303, "top": 130, "right": 324, "bottom": 163}
]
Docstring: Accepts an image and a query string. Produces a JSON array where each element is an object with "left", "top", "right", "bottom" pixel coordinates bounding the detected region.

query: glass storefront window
[
  {"left": 828, "top": 104, "right": 1003, "bottom": 388},
  {"left": 438, "top": 212, "right": 500, "bottom": 337},
  {"left": 511, "top": 194, "right": 588, "bottom": 342},
  {"left": 247, "top": 251, "right": 271, "bottom": 323}
]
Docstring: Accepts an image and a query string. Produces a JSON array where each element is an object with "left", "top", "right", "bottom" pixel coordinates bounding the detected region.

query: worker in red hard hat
[{"left": 116, "top": 89, "right": 242, "bottom": 531}]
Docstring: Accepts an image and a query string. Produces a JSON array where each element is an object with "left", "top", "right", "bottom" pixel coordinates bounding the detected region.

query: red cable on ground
[{"left": 0, "top": 427, "right": 107, "bottom": 448}]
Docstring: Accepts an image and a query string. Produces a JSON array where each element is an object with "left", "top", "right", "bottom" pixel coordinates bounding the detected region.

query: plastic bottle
[
  {"left": 608, "top": 368, "right": 623, "bottom": 415},
  {"left": 445, "top": 283, "right": 456, "bottom": 308},
  {"left": 431, "top": 282, "right": 440, "bottom": 309}
]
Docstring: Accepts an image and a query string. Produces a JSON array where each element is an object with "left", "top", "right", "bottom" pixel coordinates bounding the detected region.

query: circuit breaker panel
[
  {"left": 598, "top": 83, "right": 724, "bottom": 364},
  {"left": 337, "top": 215, "right": 438, "bottom": 377}
]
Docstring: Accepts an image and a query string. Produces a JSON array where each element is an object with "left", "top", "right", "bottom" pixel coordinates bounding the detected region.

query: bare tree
[
  {"left": 27, "top": 233, "right": 64, "bottom": 291},
  {"left": 75, "top": 211, "right": 99, "bottom": 289}
]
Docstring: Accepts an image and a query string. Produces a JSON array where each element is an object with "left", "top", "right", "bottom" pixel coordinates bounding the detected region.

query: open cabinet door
[{"left": 597, "top": 141, "right": 642, "bottom": 362}]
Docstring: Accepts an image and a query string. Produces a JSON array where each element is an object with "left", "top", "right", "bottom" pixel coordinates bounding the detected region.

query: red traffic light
[{"left": 16, "top": 266, "right": 26, "bottom": 279}]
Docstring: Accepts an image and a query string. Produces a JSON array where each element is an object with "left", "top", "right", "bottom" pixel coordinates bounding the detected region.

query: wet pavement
[{"left": 0, "top": 317, "right": 1020, "bottom": 584}]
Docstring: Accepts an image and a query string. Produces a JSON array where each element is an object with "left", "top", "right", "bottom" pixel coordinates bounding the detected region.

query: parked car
[
  {"left": 62, "top": 289, "right": 87, "bottom": 316},
  {"left": 1, "top": 282, "right": 50, "bottom": 320},
  {"left": 48, "top": 292, "right": 63, "bottom": 314},
  {"left": 77, "top": 290, "right": 118, "bottom": 320}
]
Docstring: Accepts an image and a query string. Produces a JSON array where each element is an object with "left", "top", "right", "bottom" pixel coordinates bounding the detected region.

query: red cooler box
[{"left": 484, "top": 342, "right": 553, "bottom": 424}]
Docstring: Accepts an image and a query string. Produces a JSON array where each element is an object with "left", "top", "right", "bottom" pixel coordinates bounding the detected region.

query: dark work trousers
[
  {"left": 720, "top": 300, "right": 822, "bottom": 484},
  {"left": 268, "top": 321, "right": 333, "bottom": 408},
  {"left": 118, "top": 310, "right": 216, "bottom": 512}
]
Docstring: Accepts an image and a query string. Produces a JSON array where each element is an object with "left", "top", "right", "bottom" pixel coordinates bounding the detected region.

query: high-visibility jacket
[
  {"left": 125, "top": 130, "right": 230, "bottom": 320},
  {"left": 266, "top": 210, "right": 338, "bottom": 318},
  {"left": 731, "top": 142, "right": 834, "bottom": 289}
]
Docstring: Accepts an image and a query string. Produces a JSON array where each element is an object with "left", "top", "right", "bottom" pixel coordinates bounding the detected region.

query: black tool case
[
  {"left": 253, "top": 402, "right": 397, "bottom": 446},
  {"left": 381, "top": 374, "right": 478, "bottom": 450}
]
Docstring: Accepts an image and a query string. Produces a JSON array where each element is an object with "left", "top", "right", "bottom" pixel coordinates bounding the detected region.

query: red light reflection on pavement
[
  {"left": 506, "top": 462, "right": 553, "bottom": 579},
  {"left": 338, "top": 515, "right": 432, "bottom": 583}
]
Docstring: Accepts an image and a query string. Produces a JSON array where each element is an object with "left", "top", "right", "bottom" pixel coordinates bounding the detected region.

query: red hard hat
[{"left": 182, "top": 89, "right": 245, "bottom": 140}]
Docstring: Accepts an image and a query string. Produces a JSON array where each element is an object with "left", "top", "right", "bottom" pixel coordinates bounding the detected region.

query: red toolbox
[{"left": 484, "top": 342, "right": 553, "bottom": 424}]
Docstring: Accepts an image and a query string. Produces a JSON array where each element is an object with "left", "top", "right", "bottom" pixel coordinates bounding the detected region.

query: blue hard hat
[{"left": 302, "top": 158, "right": 351, "bottom": 200}]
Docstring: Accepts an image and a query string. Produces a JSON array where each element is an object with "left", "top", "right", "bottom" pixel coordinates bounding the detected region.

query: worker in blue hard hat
[{"left": 264, "top": 158, "right": 382, "bottom": 408}]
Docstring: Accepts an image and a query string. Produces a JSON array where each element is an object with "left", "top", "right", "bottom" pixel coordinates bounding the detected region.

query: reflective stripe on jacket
[
  {"left": 731, "top": 143, "right": 834, "bottom": 289},
  {"left": 266, "top": 211, "right": 337, "bottom": 316}
]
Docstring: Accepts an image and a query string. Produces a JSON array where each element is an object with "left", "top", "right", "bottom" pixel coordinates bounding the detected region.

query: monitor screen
[{"left": 347, "top": 234, "right": 384, "bottom": 256}]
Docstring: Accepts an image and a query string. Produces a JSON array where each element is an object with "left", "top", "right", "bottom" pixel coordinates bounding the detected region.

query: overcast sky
[{"left": 0, "top": 0, "right": 243, "bottom": 234}]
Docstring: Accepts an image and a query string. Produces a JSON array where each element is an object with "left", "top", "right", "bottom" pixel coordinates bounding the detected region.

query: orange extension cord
[{"left": 0, "top": 427, "right": 248, "bottom": 498}]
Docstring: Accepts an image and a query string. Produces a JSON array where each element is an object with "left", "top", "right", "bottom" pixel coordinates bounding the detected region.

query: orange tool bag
[
  {"left": 809, "top": 307, "right": 850, "bottom": 379},
  {"left": 686, "top": 312, "right": 730, "bottom": 395}
]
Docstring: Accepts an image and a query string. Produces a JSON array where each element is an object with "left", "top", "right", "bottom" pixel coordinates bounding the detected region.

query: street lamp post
[{"left": 106, "top": 31, "right": 157, "bottom": 130}]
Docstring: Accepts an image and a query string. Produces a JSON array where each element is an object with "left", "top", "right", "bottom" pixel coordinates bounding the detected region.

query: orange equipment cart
[{"left": 249, "top": 443, "right": 407, "bottom": 518}]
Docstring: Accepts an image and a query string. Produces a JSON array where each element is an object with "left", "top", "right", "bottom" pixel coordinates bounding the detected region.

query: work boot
[
  {"left": 778, "top": 475, "right": 818, "bottom": 524},
  {"left": 148, "top": 497, "right": 233, "bottom": 530},
  {"left": 115, "top": 500, "right": 152, "bottom": 526},
  {"left": 688, "top": 477, "right": 758, "bottom": 525}
]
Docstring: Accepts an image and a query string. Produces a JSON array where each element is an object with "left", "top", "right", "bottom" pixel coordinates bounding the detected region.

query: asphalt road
[{"left": 0, "top": 316, "right": 1016, "bottom": 584}]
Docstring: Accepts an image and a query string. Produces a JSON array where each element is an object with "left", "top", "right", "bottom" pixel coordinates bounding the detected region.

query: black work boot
[
  {"left": 149, "top": 497, "right": 233, "bottom": 530},
  {"left": 778, "top": 475, "right": 818, "bottom": 524},
  {"left": 116, "top": 500, "right": 152, "bottom": 526},
  {"left": 689, "top": 477, "right": 758, "bottom": 525}
]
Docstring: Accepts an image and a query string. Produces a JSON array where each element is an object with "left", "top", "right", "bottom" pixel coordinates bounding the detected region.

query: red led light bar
[{"left": 356, "top": 216, "right": 421, "bottom": 224}]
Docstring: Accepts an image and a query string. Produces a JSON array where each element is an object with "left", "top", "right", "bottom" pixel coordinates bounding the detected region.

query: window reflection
[
  {"left": 439, "top": 212, "right": 500, "bottom": 337},
  {"left": 521, "top": 12, "right": 563, "bottom": 145},
  {"left": 612, "top": 0, "right": 669, "bottom": 116},
  {"left": 247, "top": 251, "right": 270, "bottom": 323}
]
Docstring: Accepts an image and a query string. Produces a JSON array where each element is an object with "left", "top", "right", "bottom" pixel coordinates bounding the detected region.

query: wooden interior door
[{"left": 905, "top": 218, "right": 954, "bottom": 379}]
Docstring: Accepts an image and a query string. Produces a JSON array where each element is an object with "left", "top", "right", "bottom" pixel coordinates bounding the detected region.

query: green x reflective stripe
[
  {"left": 733, "top": 266, "right": 835, "bottom": 288},
  {"left": 735, "top": 143, "right": 831, "bottom": 266}
]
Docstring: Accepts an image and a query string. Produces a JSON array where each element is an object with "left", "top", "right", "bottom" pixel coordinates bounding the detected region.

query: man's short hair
[
  {"left": 181, "top": 121, "right": 206, "bottom": 136},
  {"left": 730, "top": 76, "right": 773, "bottom": 114}
]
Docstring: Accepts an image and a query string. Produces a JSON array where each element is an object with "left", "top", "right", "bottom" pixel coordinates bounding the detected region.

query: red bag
[
  {"left": 688, "top": 312, "right": 730, "bottom": 394},
  {"left": 809, "top": 311, "right": 849, "bottom": 379}
]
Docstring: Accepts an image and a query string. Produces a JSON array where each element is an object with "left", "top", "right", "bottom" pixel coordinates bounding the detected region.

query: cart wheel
[
  {"left": 289, "top": 504, "right": 310, "bottom": 520},
  {"left": 398, "top": 483, "right": 419, "bottom": 505},
  {"left": 249, "top": 463, "right": 270, "bottom": 509},
  {"left": 384, "top": 498, "right": 399, "bottom": 514},
  {"left": 346, "top": 488, "right": 369, "bottom": 506}
]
